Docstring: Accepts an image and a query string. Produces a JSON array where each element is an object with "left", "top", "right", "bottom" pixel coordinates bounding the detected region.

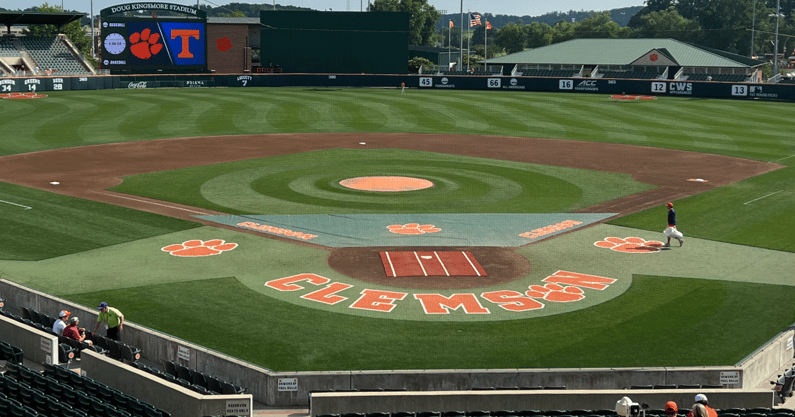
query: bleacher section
[
  {"left": 4, "top": 306, "right": 142, "bottom": 367},
  {"left": 0, "top": 361, "right": 171, "bottom": 417},
  {"left": 129, "top": 360, "right": 247, "bottom": 396},
  {"left": 518, "top": 69, "right": 577, "bottom": 78},
  {"left": 601, "top": 71, "right": 660, "bottom": 79},
  {"left": 20, "top": 36, "right": 90, "bottom": 75},
  {"left": 685, "top": 73, "right": 748, "bottom": 82},
  {"left": 442, "top": 70, "right": 495, "bottom": 76},
  {"left": 0, "top": 38, "right": 20, "bottom": 57}
]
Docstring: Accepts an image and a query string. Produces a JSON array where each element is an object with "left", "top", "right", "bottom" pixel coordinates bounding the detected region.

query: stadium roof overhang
[{"left": 0, "top": 12, "right": 85, "bottom": 34}]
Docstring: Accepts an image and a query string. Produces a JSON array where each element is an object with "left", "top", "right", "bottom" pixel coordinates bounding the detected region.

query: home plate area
[{"left": 380, "top": 251, "right": 487, "bottom": 277}]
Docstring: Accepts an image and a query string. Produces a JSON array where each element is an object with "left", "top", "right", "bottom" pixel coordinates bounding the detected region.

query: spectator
[
  {"left": 687, "top": 394, "right": 717, "bottom": 417},
  {"left": 665, "top": 401, "right": 678, "bottom": 417},
  {"left": 53, "top": 310, "right": 70, "bottom": 335},
  {"left": 92, "top": 301, "right": 124, "bottom": 341},
  {"left": 63, "top": 316, "right": 93, "bottom": 345}
]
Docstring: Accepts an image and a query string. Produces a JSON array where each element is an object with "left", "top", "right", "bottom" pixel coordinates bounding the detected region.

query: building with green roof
[{"left": 484, "top": 38, "right": 765, "bottom": 82}]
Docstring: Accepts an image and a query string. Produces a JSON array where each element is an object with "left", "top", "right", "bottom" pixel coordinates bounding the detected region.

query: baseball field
[{"left": 0, "top": 87, "right": 794, "bottom": 372}]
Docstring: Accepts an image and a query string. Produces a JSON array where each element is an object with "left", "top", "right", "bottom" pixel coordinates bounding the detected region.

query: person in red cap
[
  {"left": 665, "top": 401, "right": 678, "bottom": 417},
  {"left": 53, "top": 310, "right": 71, "bottom": 336},
  {"left": 664, "top": 202, "right": 684, "bottom": 247}
]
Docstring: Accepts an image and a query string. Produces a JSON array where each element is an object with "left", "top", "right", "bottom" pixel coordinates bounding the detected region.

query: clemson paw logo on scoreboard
[{"left": 129, "top": 28, "right": 163, "bottom": 59}]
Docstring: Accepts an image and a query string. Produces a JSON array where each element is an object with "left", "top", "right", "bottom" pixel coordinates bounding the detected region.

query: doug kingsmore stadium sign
[{"left": 101, "top": 2, "right": 205, "bottom": 18}]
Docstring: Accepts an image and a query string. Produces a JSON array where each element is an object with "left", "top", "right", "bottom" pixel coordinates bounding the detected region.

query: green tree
[
  {"left": 408, "top": 56, "right": 432, "bottom": 73},
  {"left": 440, "top": 26, "right": 462, "bottom": 47},
  {"left": 630, "top": 7, "right": 702, "bottom": 43},
  {"left": 551, "top": 20, "right": 576, "bottom": 44},
  {"left": 526, "top": 22, "right": 554, "bottom": 48},
  {"left": 573, "top": 11, "right": 627, "bottom": 38},
  {"left": 494, "top": 22, "right": 528, "bottom": 53},
  {"left": 692, "top": 0, "right": 757, "bottom": 54},
  {"left": 470, "top": 23, "right": 495, "bottom": 46},
  {"left": 370, "top": 0, "right": 441, "bottom": 46},
  {"left": 23, "top": 3, "right": 95, "bottom": 67}
]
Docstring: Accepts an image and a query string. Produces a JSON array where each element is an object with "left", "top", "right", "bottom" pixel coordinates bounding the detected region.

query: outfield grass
[
  {"left": 66, "top": 275, "right": 795, "bottom": 371},
  {"left": 1, "top": 88, "right": 794, "bottom": 161},
  {"left": 2, "top": 88, "right": 794, "bottom": 371}
]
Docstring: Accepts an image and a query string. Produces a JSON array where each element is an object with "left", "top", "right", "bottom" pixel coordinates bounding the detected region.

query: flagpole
[
  {"left": 484, "top": 20, "right": 487, "bottom": 72},
  {"left": 459, "top": 0, "right": 463, "bottom": 70},
  {"left": 448, "top": 21, "right": 452, "bottom": 70},
  {"left": 467, "top": 9, "right": 470, "bottom": 73}
]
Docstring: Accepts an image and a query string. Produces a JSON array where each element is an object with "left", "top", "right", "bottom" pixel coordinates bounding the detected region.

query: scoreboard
[{"left": 99, "top": 3, "right": 207, "bottom": 73}]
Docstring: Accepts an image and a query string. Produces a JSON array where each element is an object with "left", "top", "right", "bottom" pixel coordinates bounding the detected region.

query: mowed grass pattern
[
  {"left": 1, "top": 87, "right": 795, "bottom": 371},
  {"left": 0, "top": 88, "right": 793, "bottom": 160}
]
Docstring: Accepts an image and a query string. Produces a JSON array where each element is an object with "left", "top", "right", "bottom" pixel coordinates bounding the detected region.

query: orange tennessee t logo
[{"left": 170, "top": 29, "right": 200, "bottom": 58}]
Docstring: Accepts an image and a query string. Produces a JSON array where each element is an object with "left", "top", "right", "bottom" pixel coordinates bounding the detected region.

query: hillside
[{"left": 437, "top": 6, "right": 643, "bottom": 30}]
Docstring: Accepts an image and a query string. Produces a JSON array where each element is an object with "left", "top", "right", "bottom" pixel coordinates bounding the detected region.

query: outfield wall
[
  {"left": 2, "top": 278, "right": 793, "bottom": 409},
  {"left": 1, "top": 73, "right": 793, "bottom": 101}
]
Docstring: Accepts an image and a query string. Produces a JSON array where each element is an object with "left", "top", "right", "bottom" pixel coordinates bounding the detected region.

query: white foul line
[
  {"left": 0, "top": 199, "right": 32, "bottom": 210},
  {"left": 462, "top": 251, "right": 482, "bottom": 277},
  {"left": 744, "top": 190, "right": 783, "bottom": 205},
  {"left": 774, "top": 154, "right": 795, "bottom": 162},
  {"left": 434, "top": 251, "right": 451, "bottom": 276},
  {"left": 97, "top": 192, "right": 210, "bottom": 214},
  {"left": 384, "top": 252, "right": 397, "bottom": 278}
]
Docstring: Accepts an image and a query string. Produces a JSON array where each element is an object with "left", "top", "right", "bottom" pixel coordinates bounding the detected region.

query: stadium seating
[
  {"left": 19, "top": 36, "right": 91, "bottom": 75},
  {"left": 0, "top": 340, "right": 24, "bottom": 364},
  {"left": 685, "top": 73, "right": 748, "bottom": 82},
  {"left": 519, "top": 69, "right": 577, "bottom": 78},
  {"left": 0, "top": 38, "right": 20, "bottom": 57},
  {"left": 157, "top": 360, "right": 246, "bottom": 395}
]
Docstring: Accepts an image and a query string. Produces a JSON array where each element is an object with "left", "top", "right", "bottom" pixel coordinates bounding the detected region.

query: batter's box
[{"left": 380, "top": 251, "right": 487, "bottom": 277}]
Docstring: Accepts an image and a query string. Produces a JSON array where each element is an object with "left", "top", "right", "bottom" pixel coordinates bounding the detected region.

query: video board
[{"left": 101, "top": 19, "right": 207, "bottom": 72}]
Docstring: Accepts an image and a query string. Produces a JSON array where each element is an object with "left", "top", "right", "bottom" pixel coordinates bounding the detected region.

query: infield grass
[{"left": 109, "top": 148, "right": 652, "bottom": 215}]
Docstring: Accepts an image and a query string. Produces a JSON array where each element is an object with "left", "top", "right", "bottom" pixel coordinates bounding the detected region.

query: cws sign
[{"left": 100, "top": 3, "right": 207, "bottom": 73}]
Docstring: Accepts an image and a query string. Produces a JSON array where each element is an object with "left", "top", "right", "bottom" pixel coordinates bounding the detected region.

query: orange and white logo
[
  {"left": 594, "top": 237, "right": 664, "bottom": 253},
  {"left": 161, "top": 239, "right": 237, "bottom": 257},
  {"left": 387, "top": 223, "right": 441, "bottom": 235}
]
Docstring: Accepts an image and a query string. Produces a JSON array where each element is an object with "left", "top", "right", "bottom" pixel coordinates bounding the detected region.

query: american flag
[{"left": 470, "top": 12, "right": 481, "bottom": 27}]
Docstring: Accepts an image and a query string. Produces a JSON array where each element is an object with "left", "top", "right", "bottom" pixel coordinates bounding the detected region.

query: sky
[{"left": 7, "top": 1, "right": 644, "bottom": 18}]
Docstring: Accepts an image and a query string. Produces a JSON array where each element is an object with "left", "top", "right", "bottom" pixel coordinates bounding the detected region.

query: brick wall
[{"left": 207, "top": 24, "right": 250, "bottom": 73}]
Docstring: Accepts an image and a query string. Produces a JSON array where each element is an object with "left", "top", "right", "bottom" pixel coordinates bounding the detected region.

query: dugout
[{"left": 259, "top": 10, "right": 409, "bottom": 74}]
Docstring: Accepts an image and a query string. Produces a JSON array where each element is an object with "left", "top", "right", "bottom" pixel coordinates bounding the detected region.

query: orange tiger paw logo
[
  {"left": 162, "top": 239, "right": 238, "bottom": 257},
  {"left": 526, "top": 283, "right": 585, "bottom": 302},
  {"left": 130, "top": 28, "right": 163, "bottom": 59},
  {"left": 595, "top": 237, "right": 664, "bottom": 253},
  {"left": 387, "top": 223, "right": 441, "bottom": 235}
]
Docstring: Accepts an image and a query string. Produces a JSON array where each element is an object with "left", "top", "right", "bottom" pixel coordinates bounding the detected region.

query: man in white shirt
[{"left": 53, "top": 310, "right": 71, "bottom": 335}]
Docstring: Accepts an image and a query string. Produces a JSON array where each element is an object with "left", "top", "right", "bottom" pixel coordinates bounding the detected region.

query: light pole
[
  {"left": 751, "top": 0, "right": 756, "bottom": 58},
  {"left": 771, "top": 0, "right": 782, "bottom": 75}
]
